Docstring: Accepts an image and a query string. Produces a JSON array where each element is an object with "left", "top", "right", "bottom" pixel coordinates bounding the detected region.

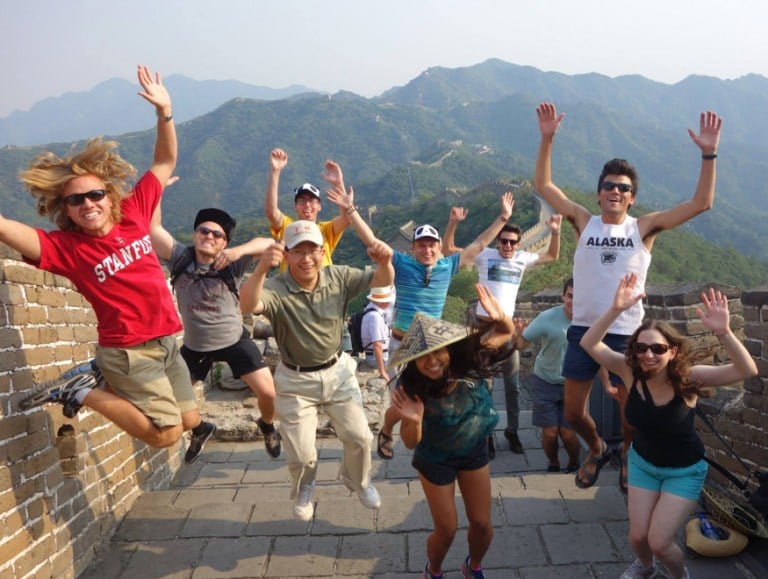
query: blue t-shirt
[{"left": 392, "top": 252, "right": 461, "bottom": 333}]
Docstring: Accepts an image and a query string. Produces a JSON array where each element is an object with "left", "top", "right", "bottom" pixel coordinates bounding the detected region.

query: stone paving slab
[{"left": 80, "top": 380, "right": 762, "bottom": 579}]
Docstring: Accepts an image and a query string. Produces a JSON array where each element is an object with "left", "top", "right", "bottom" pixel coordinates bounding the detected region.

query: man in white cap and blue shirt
[{"left": 240, "top": 220, "right": 394, "bottom": 521}]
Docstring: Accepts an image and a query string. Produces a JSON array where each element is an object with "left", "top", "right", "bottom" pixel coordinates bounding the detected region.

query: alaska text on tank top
[{"left": 572, "top": 215, "right": 651, "bottom": 334}]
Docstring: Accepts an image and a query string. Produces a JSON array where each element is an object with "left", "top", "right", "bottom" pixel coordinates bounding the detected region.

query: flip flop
[
  {"left": 377, "top": 430, "right": 394, "bottom": 460},
  {"left": 575, "top": 442, "right": 610, "bottom": 489}
]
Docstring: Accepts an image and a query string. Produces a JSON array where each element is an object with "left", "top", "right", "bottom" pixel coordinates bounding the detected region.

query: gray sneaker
[
  {"left": 185, "top": 422, "right": 216, "bottom": 464},
  {"left": 19, "top": 373, "right": 97, "bottom": 418},
  {"left": 294, "top": 483, "right": 315, "bottom": 521}
]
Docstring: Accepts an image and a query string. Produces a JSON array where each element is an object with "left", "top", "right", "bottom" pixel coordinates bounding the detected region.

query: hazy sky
[{"left": 1, "top": 0, "right": 765, "bottom": 117}]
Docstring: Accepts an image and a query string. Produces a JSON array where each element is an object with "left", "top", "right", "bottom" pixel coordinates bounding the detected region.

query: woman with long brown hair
[{"left": 580, "top": 273, "right": 757, "bottom": 579}]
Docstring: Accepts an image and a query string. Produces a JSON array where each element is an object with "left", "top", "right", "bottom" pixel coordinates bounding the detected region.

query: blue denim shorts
[
  {"left": 628, "top": 445, "right": 708, "bottom": 500},
  {"left": 563, "top": 325, "right": 628, "bottom": 384}
]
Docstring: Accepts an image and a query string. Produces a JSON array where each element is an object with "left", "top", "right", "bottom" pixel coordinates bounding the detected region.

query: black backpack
[
  {"left": 348, "top": 305, "right": 379, "bottom": 356},
  {"left": 169, "top": 246, "right": 240, "bottom": 299}
]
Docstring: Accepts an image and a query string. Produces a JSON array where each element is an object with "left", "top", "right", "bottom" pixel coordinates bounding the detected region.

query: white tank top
[{"left": 573, "top": 215, "right": 651, "bottom": 334}]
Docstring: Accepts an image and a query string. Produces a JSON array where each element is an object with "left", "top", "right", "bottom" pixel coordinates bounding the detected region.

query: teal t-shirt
[{"left": 522, "top": 305, "right": 570, "bottom": 384}]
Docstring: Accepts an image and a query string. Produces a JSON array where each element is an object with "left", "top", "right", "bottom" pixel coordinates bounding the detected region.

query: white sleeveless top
[{"left": 573, "top": 215, "right": 651, "bottom": 334}]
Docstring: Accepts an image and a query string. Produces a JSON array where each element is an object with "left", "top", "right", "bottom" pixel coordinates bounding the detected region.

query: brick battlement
[{"left": 1, "top": 246, "right": 767, "bottom": 577}]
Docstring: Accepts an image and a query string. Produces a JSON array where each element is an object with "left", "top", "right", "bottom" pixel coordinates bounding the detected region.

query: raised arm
[
  {"left": 688, "top": 288, "right": 758, "bottom": 386},
  {"left": 239, "top": 242, "right": 284, "bottom": 314},
  {"left": 442, "top": 206, "right": 467, "bottom": 257},
  {"left": 534, "top": 103, "right": 591, "bottom": 233},
  {"left": 137, "top": 66, "right": 177, "bottom": 187},
  {"left": 580, "top": 272, "right": 645, "bottom": 382},
  {"left": 0, "top": 213, "right": 41, "bottom": 261},
  {"left": 476, "top": 284, "right": 516, "bottom": 350},
  {"left": 458, "top": 192, "right": 514, "bottom": 268},
  {"left": 638, "top": 111, "right": 722, "bottom": 241},
  {"left": 149, "top": 202, "right": 174, "bottom": 261},
  {"left": 215, "top": 237, "right": 274, "bottom": 270},
  {"left": 325, "top": 183, "right": 376, "bottom": 246},
  {"left": 321, "top": 160, "right": 352, "bottom": 237},
  {"left": 535, "top": 213, "right": 562, "bottom": 265},
  {"left": 264, "top": 149, "right": 287, "bottom": 230},
  {"left": 367, "top": 239, "right": 394, "bottom": 288}
]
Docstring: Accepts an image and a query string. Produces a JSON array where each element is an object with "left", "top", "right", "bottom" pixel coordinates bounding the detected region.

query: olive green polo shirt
[{"left": 261, "top": 265, "right": 373, "bottom": 367}]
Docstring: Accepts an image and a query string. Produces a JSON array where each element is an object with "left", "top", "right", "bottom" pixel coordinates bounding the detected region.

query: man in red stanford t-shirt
[{"left": 1, "top": 65, "right": 215, "bottom": 462}]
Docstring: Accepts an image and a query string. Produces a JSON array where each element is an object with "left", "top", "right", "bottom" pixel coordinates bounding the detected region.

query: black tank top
[{"left": 624, "top": 377, "right": 704, "bottom": 467}]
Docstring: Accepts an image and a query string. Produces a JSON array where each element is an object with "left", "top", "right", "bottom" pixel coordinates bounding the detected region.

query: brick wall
[{"left": 0, "top": 246, "right": 190, "bottom": 578}]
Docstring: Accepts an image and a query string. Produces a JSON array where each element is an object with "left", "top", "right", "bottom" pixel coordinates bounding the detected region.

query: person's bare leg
[
  {"left": 420, "top": 473, "right": 458, "bottom": 576},
  {"left": 541, "top": 426, "right": 560, "bottom": 466},
  {"left": 564, "top": 378, "right": 605, "bottom": 485},
  {"left": 457, "top": 465, "right": 493, "bottom": 570},
  {"left": 83, "top": 389, "right": 182, "bottom": 448},
  {"left": 241, "top": 367, "right": 277, "bottom": 423}
]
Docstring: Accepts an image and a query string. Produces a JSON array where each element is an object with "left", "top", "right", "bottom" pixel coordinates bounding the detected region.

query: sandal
[
  {"left": 575, "top": 441, "right": 610, "bottom": 489},
  {"left": 377, "top": 430, "right": 394, "bottom": 460},
  {"left": 546, "top": 463, "right": 561, "bottom": 472},
  {"left": 619, "top": 450, "right": 628, "bottom": 494},
  {"left": 564, "top": 462, "right": 580, "bottom": 474}
]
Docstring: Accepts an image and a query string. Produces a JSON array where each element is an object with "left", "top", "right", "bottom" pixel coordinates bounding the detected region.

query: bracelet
[
  {"left": 345, "top": 204, "right": 357, "bottom": 215},
  {"left": 702, "top": 153, "right": 717, "bottom": 160},
  {"left": 157, "top": 111, "right": 173, "bottom": 122},
  {"left": 714, "top": 331, "right": 730, "bottom": 339},
  {"left": 499, "top": 215, "right": 509, "bottom": 222},
  {"left": 551, "top": 231, "right": 560, "bottom": 236}
]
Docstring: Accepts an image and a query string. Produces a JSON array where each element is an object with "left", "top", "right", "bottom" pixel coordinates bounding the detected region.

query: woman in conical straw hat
[{"left": 390, "top": 284, "right": 519, "bottom": 579}]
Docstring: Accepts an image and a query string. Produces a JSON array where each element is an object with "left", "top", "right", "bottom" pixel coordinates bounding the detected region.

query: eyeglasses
[
  {"left": 295, "top": 196, "right": 319, "bottom": 205},
  {"left": 196, "top": 226, "right": 226, "bottom": 239},
  {"left": 62, "top": 189, "right": 107, "bottom": 206},
  {"left": 498, "top": 238, "right": 519, "bottom": 246},
  {"left": 633, "top": 342, "right": 670, "bottom": 355},
  {"left": 601, "top": 181, "right": 633, "bottom": 194},
  {"left": 288, "top": 247, "right": 322, "bottom": 258}
]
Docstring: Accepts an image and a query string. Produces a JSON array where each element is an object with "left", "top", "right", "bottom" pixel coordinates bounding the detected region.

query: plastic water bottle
[{"left": 698, "top": 513, "right": 721, "bottom": 540}]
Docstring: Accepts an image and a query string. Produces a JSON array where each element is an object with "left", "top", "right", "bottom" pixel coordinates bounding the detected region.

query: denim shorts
[
  {"left": 529, "top": 374, "right": 571, "bottom": 429},
  {"left": 563, "top": 325, "right": 628, "bottom": 384},
  {"left": 628, "top": 445, "right": 708, "bottom": 500}
]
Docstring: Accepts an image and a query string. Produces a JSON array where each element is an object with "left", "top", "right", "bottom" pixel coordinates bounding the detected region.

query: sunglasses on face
[
  {"left": 62, "top": 189, "right": 107, "bottom": 206},
  {"left": 498, "top": 237, "right": 519, "bottom": 246},
  {"left": 633, "top": 342, "right": 670, "bottom": 355},
  {"left": 601, "top": 181, "right": 633, "bottom": 194},
  {"left": 196, "top": 226, "right": 226, "bottom": 239}
]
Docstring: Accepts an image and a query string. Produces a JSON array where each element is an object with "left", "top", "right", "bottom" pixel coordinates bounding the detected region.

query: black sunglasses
[
  {"left": 62, "top": 189, "right": 107, "bottom": 206},
  {"left": 499, "top": 238, "right": 519, "bottom": 246},
  {"left": 633, "top": 343, "right": 670, "bottom": 355},
  {"left": 423, "top": 266, "right": 433, "bottom": 287},
  {"left": 601, "top": 181, "right": 633, "bottom": 194},
  {"left": 196, "top": 226, "right": 226, "bottom": 239}
]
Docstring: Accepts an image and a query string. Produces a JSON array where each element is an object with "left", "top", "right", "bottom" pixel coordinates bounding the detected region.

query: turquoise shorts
[{"left": 628, "top": 445, "right": 708, "bottom": 500}]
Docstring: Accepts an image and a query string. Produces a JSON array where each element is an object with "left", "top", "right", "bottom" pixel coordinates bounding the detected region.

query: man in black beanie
[{"left": 151, "top": 207, "right": 283, "bottom": 461}]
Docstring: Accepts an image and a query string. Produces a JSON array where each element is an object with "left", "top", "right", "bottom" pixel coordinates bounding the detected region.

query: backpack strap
[
  {"left": 362, "top": 305, "right": 386, "bottom": 351},
  {"left": 169, "top": 245, "right": 240, "bottom": 299}
]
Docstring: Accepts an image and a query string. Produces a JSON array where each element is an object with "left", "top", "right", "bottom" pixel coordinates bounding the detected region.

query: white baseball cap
[{"left": 284, "top": 220, "right": 323, "bottom": 249}]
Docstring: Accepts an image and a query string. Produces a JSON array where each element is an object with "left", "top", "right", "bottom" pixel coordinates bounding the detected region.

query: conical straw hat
[{"left": 388, "top": 313, "right": 469, "bottom": 369}]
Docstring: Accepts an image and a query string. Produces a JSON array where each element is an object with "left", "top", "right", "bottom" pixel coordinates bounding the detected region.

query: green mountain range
[{"left": 1, "top": 59, "right": 767, "bottom": 292}]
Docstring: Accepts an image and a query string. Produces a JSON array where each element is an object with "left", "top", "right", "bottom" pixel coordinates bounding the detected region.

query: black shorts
[
  {"left": 412, "top": 437, "right": 490, "bottom": 486},
  {"left": 181, "top": 327, "right": 268, "bottom": 382}
]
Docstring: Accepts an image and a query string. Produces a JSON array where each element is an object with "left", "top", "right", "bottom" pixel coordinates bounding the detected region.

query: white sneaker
[
  {"left": 293, "top": 483, "right": 315, "bottom": 521},
  {"left": 620, "top": 558, "right": 662, "bottom": 579},
  {"left": 357, "top": 484, "right": 381, "bottom": 509}
]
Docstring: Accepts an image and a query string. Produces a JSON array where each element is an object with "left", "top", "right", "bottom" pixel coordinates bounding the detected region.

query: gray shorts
[{"left": 529, "top": 373, "right": 572, "bottom": 429}]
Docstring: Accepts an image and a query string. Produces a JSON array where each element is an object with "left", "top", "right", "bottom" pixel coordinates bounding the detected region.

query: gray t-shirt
[{"left": 165, "top": 240, "right": 252, "bottom": 351}]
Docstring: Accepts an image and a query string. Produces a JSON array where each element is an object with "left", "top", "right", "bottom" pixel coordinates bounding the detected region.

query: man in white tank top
[{"left": 534, "top": 102, "right": 722, "bottom": 489}]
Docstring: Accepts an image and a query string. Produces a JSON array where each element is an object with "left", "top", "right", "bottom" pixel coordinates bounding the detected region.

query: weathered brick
[
  {"left": 36, "top": 290, "right": 67, "bottom": 307},
  {"left": 13, "top": 535, "right": 54, "bottom": 578},
  {"left": 55, "top": 436, "right": 87, "bottom": 459},
  {"left": 7, "top": 430, "right": 50, "bottom": 461},
  {"left": 0, "top": 528, "right": 32, "bottom": 570},
  {"left": 2, "top": 265, "right": 47, "bottom": 286},
  {"left": 21, "top": 346, "right": 56, "bottom": 366},
  {"left": 54, "top": 345, "right": 75, "bottom": 362},
  {"left": 0, "top": 327, "right": 23, "bottom": 350},
  {"left": 0, "top": 415, "right": 27, "bottom": 439},
  {"left": 26, "top": 306, "right": 49, "bottom": 324},
  {"left": 73, "top": 326, "right": 98, "bottom": 343},
  {"left": 0, "top": 283, "right": 24, "bottom": 304},
  {"left": 7, "top": 305, "right": 29, "bottom": 324}
]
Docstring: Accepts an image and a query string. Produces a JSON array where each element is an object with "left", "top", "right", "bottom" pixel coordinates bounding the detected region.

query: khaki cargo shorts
[{"left": 95, "top": 335, "right": 197, "bottom": 428}]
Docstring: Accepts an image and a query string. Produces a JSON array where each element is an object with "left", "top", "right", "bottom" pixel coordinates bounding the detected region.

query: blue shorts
[
  {"left": 412, "top": 438, "right": 490, "bottom": 486},
  {"left": 563, "top": 325, "right": 627, "bottom": 384},
  {"left": 529, "top": 374, "right": 572, "bottom": 429},
  {"left": 627, "top": 445, "right": 708, "bottom": 500}
]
